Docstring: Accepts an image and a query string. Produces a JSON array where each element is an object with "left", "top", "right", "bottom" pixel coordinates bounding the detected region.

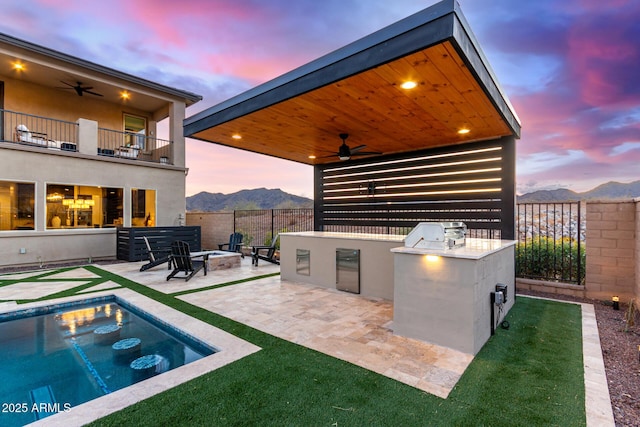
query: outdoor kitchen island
[
  {"left": 392, "top": 238, "right": 516, "bottom": 355},
  {"left": 280, "top": 230, "right": 516, "bottom": 355},
  {"left": 280, "top": 231, "right": 405, "bottom": 300}
]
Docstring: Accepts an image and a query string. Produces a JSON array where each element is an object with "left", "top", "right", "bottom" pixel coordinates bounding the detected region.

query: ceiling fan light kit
[{"left": 328, "top": 133, "right": 382, "bottom": 162}]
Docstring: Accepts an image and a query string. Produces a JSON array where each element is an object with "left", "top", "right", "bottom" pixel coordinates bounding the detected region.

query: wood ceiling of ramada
[{"left": 189, "top": 40, "right": 513, "bottom": 165}]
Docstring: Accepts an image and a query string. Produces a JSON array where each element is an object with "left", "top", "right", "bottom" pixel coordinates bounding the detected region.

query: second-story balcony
[{"left": 1, "top": 109, "right": 173, "bottom": 165}]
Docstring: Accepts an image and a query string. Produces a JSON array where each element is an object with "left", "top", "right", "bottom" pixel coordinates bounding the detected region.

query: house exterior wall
[
  {"left": 585, "top": 201, "right": 636, "bottom": 301},
  {"left": 0, "top": 34, "right": 200, "bottom": 269},
  {"left": 0, "top": 147, "right": 186, "bottom": 267}
]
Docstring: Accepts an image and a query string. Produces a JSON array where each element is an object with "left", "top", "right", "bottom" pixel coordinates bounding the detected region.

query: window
[
  {"left": 46, "top": 184, "right": 123, "bottom": 229},
  {"left": 0, "top": 181, "right": 35, "bottom": 230},
  {"left": 131, "top": 189, "right": 156, "bottom": 227},
  {"left": 124, "top": 114, "right": 147, "bottom": 149}
]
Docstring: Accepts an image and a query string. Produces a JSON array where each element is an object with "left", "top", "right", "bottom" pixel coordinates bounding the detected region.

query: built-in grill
[{"left": 404, "top": 221, "right": 467, "bottom": 250}]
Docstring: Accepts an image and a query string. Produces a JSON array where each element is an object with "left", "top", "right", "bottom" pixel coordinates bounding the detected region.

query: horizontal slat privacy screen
[{"left": 316, "top": 138, "right": 515, "bottom": 238}]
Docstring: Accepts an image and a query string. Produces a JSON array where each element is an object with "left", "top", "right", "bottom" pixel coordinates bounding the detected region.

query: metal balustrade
[
  {"left": 1, "top": 109, "right": 78, "bottom": 151},
  {"left": 1, "top": 109, "right": 173, "bottom": 164},
  {"left": 231, "top": 203, "right": 584, "bottom": 285},
  {"left": 97, "top": 127, "right": 173, "bottom": 164},
  {"left": 233, "top": 209, "right": 314, "bottom": 247},
  {"left": 516, "top": 202, "right": 585, "bottom": 285}
]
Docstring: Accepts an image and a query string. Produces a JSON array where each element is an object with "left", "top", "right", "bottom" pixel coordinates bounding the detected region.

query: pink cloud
[{"left": 565, "top": 4, "right": 640, "bottom": 107}]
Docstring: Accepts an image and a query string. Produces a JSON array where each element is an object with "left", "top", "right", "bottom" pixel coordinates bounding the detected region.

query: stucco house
[{"left": 0, "top": 33, "right": 201, "bottom": 268}]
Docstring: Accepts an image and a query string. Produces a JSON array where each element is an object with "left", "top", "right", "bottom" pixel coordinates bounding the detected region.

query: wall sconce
[{"left": 612, "top": 296, "right": 620, "bottom": 310}]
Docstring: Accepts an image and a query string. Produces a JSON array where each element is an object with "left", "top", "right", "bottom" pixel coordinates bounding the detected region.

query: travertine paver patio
[
  {"left": 103, "top": 258, "right": 280, "bottom": 294},
  {"left": 180, "top": 275, "right": 472, "bottom": 398}
]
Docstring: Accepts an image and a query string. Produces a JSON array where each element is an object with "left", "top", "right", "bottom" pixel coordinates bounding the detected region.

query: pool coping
[{"left": 7, "top": 288, "right": 262, "bottom": 426}]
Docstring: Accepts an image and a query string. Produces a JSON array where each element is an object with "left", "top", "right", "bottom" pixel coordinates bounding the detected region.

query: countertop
[
  {"left": 391, "top": 238, "right": 516, "bottom": 260},
  {"left": 282, "top": 231, "right": 406, "bottom": 243}
]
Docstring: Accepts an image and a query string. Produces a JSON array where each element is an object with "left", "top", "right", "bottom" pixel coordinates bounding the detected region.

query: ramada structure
[
  {"left": 184, "top": 0, "right": 521, "bottom": 239},
  {"left": 185, "top": 0, "right": 523, "bottom": 355}
]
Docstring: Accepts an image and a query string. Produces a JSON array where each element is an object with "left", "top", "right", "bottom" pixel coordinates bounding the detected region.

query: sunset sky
[{"left": 2, "top": 0, "right": 638, "bottom": 197}]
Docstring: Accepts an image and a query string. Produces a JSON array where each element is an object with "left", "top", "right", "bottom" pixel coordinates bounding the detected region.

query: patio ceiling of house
[
  {"left": 0, "top": 33, "right": 201, "bottom": 116},
  {"left": 185, "top": 0, "right": 521, "bottom": 166}
]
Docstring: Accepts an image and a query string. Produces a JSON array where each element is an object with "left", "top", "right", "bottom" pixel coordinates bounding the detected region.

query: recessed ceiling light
[
  {"left": 457, "top": 128, "right": 470, "bottom": 135},
  {"left": 308, "top": 155, "right": 317, "bottom": 159},
  {"left": 232, "top": 134, "right": 242, "bottom": 140},
  {"left": 120, "top": 91, "right": 130, "bottom": 100},
  {"left": 400, "top": 81, "right": 417, "bottom": 90},
  {"left": 12, "top": 62, "right": 25, "bottom": 71}
]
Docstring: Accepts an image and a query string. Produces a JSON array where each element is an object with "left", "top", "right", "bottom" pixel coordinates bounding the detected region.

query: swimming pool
[{"left": 0, "top": 295, "right": 216, "bottom": 426}]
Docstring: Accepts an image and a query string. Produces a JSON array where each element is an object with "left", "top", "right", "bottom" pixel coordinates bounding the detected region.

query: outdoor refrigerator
[{"left": 336, "top": 248, "right": 360, "bottom": 294}]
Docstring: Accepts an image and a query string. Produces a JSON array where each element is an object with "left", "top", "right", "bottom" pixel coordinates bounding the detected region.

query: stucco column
[
  {"left": 77, "top": 118, "right": 98, "bottom": 156},
  {"left": 169, "top": 102, "right": 186, "bottom": 168}
]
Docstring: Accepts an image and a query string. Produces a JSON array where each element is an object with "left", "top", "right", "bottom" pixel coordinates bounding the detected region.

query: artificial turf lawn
[{"left": 1, "top": 266, "right": 586, "bottom": 426}]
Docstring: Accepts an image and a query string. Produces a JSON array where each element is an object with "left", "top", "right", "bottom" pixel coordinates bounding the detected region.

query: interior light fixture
[
  {"left": 12, "top": 62, "right": 25, "bottom": 71},
  {"left": 120, "top": 91, "right": 130, "bottom": 100},
  {"left": 457, "top": 128, "right": 471, "bottom": 135},
  {"left": 400, "top": 81, "right": 417, "bottom": 90},
  {"left": 308, "top": 155, "right": 317, "bottom": 159},
  {"left": 232, "top": 134, "right": 242, "bottom": 140},
  {"left": 63, "top": 198, "right": 95, "bottom": 209}
]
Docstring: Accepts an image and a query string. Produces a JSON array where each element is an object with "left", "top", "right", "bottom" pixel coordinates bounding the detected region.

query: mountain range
[
  {"left": 186, "top": 181, "right": 640, "bottom": 211},
  {"left": 517, "top": 180, "right": 640, "bottom": 202},
  {"left": 186, "top": 188, "right": 313, "bottom": 211}
]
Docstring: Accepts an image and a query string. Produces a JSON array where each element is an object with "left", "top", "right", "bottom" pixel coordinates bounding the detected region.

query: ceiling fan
[
  {"left": 325, "top": 133, "right": 381, "bottom": 161},
  {"left": 58, "top": 81, "right": 103, "bottom": 97}
]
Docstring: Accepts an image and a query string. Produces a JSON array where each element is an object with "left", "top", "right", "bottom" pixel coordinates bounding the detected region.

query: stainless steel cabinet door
[{"left": 336, "top": 248, "right": 360, "bottom": 294}]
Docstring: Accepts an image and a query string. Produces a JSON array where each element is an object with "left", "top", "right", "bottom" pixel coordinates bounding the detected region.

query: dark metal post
[
  {"left": 271, "top": 209, "right": 275, "bottom": 241},
  {"left": 313, "top": 165, "right": 324, "bottom": 231},
  {"left": 500, "top": 136, "right": 516, "bottom": 240}
]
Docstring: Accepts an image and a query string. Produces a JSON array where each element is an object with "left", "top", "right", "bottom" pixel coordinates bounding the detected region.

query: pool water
[{"left": 0, "top": 297, "right": 215, "bottom": 426}]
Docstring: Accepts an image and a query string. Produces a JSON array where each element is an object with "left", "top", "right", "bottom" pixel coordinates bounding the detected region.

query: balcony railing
[
  {"left": 1, "top": 109, "right": 173, "bottom": 164},
  {"left": 1, "top": 109, "right": 78, "bottom": 151},
  {"left": 97, "top": 127, "right": 172, "bottom": 164}
]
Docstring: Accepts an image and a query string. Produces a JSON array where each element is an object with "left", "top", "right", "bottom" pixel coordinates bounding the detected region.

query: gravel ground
[{"left": 519, "top": 289, "right": 640, "bottom": 427}]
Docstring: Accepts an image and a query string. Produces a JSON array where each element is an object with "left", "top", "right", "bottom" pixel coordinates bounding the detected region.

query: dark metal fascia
[{"left": 448, "top": 3, "right": 521, "bottom": 137}]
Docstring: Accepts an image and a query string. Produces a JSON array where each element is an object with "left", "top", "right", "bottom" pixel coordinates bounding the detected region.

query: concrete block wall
[
  {"left": 585, "top": 201, "right": 636, "bottom": 301},
  {"left": 186, "top": 212, "right": 234, "bottom": 250}
]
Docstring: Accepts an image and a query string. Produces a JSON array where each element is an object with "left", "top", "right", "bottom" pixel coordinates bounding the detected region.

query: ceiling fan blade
[
  {"left": 349, "top": 144, "right": 368, "bottom": 154},
  {"left": 84, "top": 90, "right": 103, "bottom": 97},
  {"left": 351, "top": 151, "right": 382, "bottom": 156}
]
